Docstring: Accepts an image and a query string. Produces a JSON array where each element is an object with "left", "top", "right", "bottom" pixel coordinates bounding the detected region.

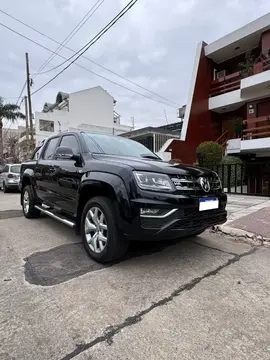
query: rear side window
[
  {"left": 10, "top": 165, "right": 21, "bottom": 173},
  {"left": 43, "top": 137, "right": 59, "bottom": 160}
]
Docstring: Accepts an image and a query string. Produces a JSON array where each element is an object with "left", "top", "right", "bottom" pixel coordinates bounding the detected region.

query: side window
[
  {"left": 59, "top": 135, "right": 79, "bottom": 155},
  {"left": 3, "top": 165, "right": 9, "bottom": 173},
  {"left": 43, "top": 137, "right": 59, "bottom": 160}
]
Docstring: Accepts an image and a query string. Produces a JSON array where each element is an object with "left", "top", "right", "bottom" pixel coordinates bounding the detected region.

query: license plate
[{"left": 199, "top": 197, "right": 219, "bottom": 211}]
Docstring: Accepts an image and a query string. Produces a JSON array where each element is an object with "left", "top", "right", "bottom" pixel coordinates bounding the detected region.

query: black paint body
[{"left": 20, "top": 132, "right": 227, "bottom": 240}]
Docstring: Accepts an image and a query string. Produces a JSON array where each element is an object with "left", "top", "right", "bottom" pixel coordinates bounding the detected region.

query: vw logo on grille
[{"left": 199, "top": 177, "right": 210, "bottom": 192}]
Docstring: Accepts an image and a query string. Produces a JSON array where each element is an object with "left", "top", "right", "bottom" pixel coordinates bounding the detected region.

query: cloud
[{"left": 0, "top": 0, "right": 269, "bottom": 130}]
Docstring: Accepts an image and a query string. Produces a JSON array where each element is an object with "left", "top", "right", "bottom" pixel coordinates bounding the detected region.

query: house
[
  {"left": 120, "top": 105, "right": 185, "bottom": 161},
  {"left": 32, "top": 86, "right": 132, "bottom": 146},
  {"left": 163, "top": 13, "right": 270, "bottom": 163},
  {"left": 121, "top": 122, "right": 182, "bottom": 161},
  {"left": 161, "top": 13, "right": 270, "bottom": 195}
]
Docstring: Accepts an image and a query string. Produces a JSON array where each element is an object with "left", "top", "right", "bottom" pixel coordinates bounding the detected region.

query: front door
[
  {"left": 52, "top": 134, "right": 84, "bottom": 215},
  {"left": 35, "top": 136, "right": 61, "bottom": 205}
]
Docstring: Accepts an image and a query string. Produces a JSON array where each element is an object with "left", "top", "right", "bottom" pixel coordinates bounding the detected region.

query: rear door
[
  {"left": 35, "top": 136, "right": 60, "bottom": 205},
  {"left": 52, "top": 134, "right": 84, "bottom": 215}
]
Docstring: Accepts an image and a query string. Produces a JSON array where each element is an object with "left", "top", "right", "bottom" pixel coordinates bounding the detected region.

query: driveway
[{"left": 0, "top": 192, "right": 269, "bottom": 359}]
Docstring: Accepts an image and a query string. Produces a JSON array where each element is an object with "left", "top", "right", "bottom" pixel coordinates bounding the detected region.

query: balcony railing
[
  {"left": 210, "top": 54, "right": 270, "bottom": 97},
  {"left": 210, "top": 72, "right": 241, "bottom": 97},
  {"left": 242, "top": 116, "right": 270, "bottom": 140}
]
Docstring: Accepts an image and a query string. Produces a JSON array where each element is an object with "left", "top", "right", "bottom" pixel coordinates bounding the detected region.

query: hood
[{"left": 91, "top": 154, "right": 214, "bottom": 177}]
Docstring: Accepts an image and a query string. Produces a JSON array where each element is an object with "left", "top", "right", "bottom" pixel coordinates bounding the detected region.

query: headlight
[
  {"left": 133, "top": 171, "right": 175, "bottom": 192},
  {"left": 213, "top": 172, "right": 222, "bottom": 188}
]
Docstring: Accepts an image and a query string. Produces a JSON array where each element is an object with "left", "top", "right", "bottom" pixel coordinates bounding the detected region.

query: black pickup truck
[{"left": 20, "top": 132, "right": 227, "bottom": 263}]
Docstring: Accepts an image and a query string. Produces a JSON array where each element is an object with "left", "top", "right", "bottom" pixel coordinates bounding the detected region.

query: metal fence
[{"left": 210, "top": 162, "right": 270, "bottom": 197}]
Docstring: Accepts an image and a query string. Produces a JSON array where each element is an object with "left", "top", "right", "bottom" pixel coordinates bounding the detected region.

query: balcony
[
  {"left": 227, "top": 116, "right": 270, "bottom": 155},
  {"left": 242, "top": 116, "right": 270, "bottom": 140},
  {"left": 210, "top": 72, "right": 241, "bottom": 97},
  {"left": 210, "top": 59, "right": 270, "bottom": 98}
]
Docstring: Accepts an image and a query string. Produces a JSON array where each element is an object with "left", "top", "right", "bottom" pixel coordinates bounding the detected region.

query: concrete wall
[{"left": 68, "top": 87, "right": 114, "bottom": 127}]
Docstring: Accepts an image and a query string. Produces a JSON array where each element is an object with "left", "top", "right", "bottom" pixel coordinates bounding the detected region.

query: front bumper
[{"left": 123, "top": 191, "right": 227, "bottom": 240}]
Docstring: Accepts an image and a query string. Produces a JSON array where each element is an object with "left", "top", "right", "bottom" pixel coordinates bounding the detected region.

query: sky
[{"left": 0, "top": 0, "right": 270, "bottom": 130}]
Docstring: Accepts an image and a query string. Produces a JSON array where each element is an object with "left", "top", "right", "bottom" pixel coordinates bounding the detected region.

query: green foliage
[
  {"left": 219, "top": 156, "right": 245, "bottom": 188},
  {"left": 0, "top": 96, "right": 25, "bottom": 165},
  {"left": 238, "top": 50, "right": 256, "bottom": 77},
  {"left": 232, "top": 117, "right": 243, "bottom": 138},
  {"left": 196, "top": 141, "right": 223, "bottom": 168}
]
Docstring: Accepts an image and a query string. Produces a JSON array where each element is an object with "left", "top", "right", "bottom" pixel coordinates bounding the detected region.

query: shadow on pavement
[{"left": 24, "top": 238, "right": 184, "bottom": 287}]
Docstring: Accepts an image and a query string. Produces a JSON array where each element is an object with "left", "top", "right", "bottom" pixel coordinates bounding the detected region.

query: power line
[
  {"left": 15, "top": 81, "right": 27, "bottom": 105},
  {"left": 0, "top": 7, "right": 180, "bottom": 107},
  {"left": 0, "top": 23, "right": 178, "bottom": 108},
  {"left": 35, "top": 0, "right": 105, "bottom": 76},
  {"left": 31, "top": 0, "right": 139, "bottom": 95}
]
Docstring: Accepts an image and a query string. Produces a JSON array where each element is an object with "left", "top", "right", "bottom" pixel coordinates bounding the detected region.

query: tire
[
  {"left": 81, "top": 196, "right": 129, "bottom": 263},
  {"left": 22, "top": 185, "right": 41, "bottom": 219},
  {"left": 3, "top": 182, "right": 9, "bottom": 193}
]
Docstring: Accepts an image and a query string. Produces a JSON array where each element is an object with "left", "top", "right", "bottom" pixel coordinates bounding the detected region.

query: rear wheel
[
  {"left": 81, "top": 196, "right": 129, "bottom": 263},
  {"left": 22, "top": 185, "right": 41, "bottom": 218}
]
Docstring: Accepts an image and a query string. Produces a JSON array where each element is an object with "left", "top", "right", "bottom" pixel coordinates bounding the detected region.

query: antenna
[{"left": 164, "top": 110, "right": 168, "bottom": 124}]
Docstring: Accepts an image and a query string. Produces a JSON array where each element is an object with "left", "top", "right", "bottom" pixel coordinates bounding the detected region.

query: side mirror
[{"left": 55, "top": 146, "right": 74, "bottom": 160}]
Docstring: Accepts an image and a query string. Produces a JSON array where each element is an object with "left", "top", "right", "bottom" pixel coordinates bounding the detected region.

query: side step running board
[{"left": 35, "top": 205, "right": 75, "bottom": 228}]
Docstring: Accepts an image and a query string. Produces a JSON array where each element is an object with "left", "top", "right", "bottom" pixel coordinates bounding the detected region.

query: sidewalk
[{"left": 217, "top": 194, "right": 270, "bottom": 242}]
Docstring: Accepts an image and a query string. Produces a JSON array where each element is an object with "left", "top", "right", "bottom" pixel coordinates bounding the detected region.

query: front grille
[{"left": 170, "top": 175, "right": 221, "bottom": 194}]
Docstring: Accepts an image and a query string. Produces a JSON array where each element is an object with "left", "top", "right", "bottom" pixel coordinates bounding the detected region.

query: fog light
[{"left": 140, "top": 208, "right": 160, "bottom": 215}]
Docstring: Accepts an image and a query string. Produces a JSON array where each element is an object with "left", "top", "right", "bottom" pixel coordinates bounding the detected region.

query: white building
[{"left": 33, "top": 86, "right": 132, "bottom": 146}]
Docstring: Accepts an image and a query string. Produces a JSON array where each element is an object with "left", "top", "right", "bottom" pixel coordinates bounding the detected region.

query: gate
[{"left": 211, "top": 162, "right": 270, "bottom": 197}]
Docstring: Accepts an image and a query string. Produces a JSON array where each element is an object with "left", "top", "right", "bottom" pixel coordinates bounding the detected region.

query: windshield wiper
[{"left": 140, "top": 154, "right": 160, "bottom": 160}]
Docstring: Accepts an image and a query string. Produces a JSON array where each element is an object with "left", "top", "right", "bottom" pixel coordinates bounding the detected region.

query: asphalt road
[{"left": 0, "top": 192, "right": 269, "bottom": 360}]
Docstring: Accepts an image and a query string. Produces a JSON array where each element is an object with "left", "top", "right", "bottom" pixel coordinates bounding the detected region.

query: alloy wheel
[
  {"left": 23, "top": 190, "right": 30, "bottom": 214},
  {"left": 84, "top": 207, "right": 108, "bottom": 253}
]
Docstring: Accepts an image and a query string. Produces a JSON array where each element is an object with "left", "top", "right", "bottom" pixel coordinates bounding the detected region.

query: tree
[
  {"left": 232, "top": 117, "right": 243, "bottom": 138},
  {"left": 238, "top": 50, "right": 256, "bottom": 77},
  {"left": 196, "top": 141, "right": 223, "bottom": 168},
  {"left": 4, "top": 132, "right": 20, "bottom": 163},
  {"left": 0, "top": 97, "right": 25, "bottom": 165}
]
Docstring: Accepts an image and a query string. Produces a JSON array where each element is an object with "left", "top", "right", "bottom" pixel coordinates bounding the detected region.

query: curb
[{"left": 213, "top": 224, "right": 270, "bottom": 246}]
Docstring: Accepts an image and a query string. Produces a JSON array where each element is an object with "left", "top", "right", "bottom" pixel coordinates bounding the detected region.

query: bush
[
  {"left": 219, "top": 156, "right": 244, "bottom": 188},
  {"left": 196, "top": 141, "right": 223, "bottom": 168}
]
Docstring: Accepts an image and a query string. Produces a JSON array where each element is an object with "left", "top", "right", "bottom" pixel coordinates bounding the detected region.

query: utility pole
[
  {"left": 24, "top": 96, "right": 30, "bottom": 156},
  {"left": 131, "top": 116, "right": 135, "bottom": 130},
  {"left": 25, "top": 53, "right": 34, "bottom": 150}
]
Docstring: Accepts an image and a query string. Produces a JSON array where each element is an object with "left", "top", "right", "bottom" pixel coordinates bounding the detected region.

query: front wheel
[
  {"left": 81, "top": 196, "right": 129, "bottom": 263},
  {"left": 22, "top": 185, "right": 41, "bottom": 218}
]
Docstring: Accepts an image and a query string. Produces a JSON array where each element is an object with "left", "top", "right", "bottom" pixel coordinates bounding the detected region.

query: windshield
[
  {"left": 10, "top": 165, "right": 21, "bottom": 173},
  {"left": 82, "top": 133, "right": 159, "bottom": 159}
]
